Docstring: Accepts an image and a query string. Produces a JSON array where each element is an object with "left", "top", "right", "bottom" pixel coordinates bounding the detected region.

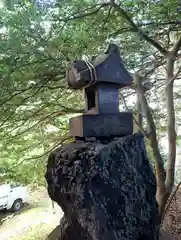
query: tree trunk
[
  {"left": 165, "top": 58, "right": 177, "bottom": 194},
  {"left": 135, "top": 75, "right": 166, "bottom": 217},
  {"left": 113, "top": 3, "right": 181, "bottom": 219},
  {"left": 135, "top": 94, "right": 142, "bottom": 133}
]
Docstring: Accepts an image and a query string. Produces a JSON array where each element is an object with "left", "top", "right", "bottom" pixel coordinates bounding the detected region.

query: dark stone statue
[{"left": 45, "top": 133, "right": 159, "bottom": 240}]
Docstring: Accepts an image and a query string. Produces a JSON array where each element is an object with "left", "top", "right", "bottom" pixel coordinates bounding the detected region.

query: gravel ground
[{"left": 0, "top": 187, "right": 63, "bottom": 240}]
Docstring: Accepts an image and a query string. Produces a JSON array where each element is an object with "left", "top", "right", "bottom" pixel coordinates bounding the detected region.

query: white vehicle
[{"left": 0, "top": 183, "right": 28, "bottom": 212}]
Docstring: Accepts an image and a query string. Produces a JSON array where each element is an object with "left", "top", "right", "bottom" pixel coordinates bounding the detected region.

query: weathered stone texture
[{"left": 45, "top": 133, "right": 158, "bottom": 240}]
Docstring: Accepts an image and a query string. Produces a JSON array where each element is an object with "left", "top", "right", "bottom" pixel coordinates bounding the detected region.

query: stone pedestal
[
  {"left": 69, "top": 112, "right": 133, "bottom": 137},
  {"left": 45, "top": 133, "right": 159, "bottom": 240}
]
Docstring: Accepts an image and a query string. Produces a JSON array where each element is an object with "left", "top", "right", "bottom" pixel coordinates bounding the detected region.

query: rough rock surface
[{"left": 45, "top": 133, "right": 159, "bottom": 240}]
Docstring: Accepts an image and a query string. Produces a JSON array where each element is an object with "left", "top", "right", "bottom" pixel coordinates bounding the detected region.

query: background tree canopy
[{"left": 0, "top": 0, "right": 181, "bottom": 214}]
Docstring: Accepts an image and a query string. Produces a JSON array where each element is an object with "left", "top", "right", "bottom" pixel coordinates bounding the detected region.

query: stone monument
[
  {"left": 45, "top": 44, "right": 159, "bottom": 240},
  {"left": 67, "top": 44, "right": 133, "bottom": 138}
]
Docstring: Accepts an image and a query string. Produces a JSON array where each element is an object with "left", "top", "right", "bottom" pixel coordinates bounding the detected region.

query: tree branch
[
  {"left": 161, "top": 180, "right": 181, "bottom": 226},
  {"left": 101, "top": 6, "right": 113, "bottom": 26},
  {"left": 110, "top": 21, "right": 181, "bottom": 37},
  {"left": 165, "top": 58, "right": 177, "bottom": 192},
  {"left": 111, "top": 3, "right": 168, "bottom": 56},
  {"left": 172, "top": 35, "right": 181, "bottom": 55},
  {"left": 166, "top": 65, "right": 181, "bottom": 86},
  {"left": 0, "top": 85, "right": 34, "bottom": 107},
  {"left": 119, "top": 91, "right": 147, "bottom": 136},
  {"left": 0, "top": 80, "right": 49, "bottom": 129},
  {"left": 7, "top": 137, "right": 72, "bottom": 170},
  {"left": 134, "top": 75, "right": 166, "bottom": 193},
  {"left": 59, "top": 3, "right": 109, "bottom": 22},
  {"left": 3, "top": 105, "right": 80, "bottom": 146}
]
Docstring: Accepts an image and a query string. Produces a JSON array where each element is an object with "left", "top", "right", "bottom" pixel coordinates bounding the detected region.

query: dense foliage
[{"left": 0, "top": 0, "right": 181, "bottom": 207}]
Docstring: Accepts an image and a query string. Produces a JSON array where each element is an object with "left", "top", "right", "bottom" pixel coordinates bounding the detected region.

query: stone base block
[{"left": 69, "top": 112, "right": 133, "bottom": 137}]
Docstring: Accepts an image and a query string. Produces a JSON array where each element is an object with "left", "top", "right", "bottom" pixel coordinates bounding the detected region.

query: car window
[{"left": 10, "top": 183, "right": 20, "bottom": 188}]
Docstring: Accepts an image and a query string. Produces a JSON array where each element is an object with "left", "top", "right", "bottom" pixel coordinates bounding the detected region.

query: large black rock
[{"left": 45, "top": 133, "right": 159, "bottom": 240}]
